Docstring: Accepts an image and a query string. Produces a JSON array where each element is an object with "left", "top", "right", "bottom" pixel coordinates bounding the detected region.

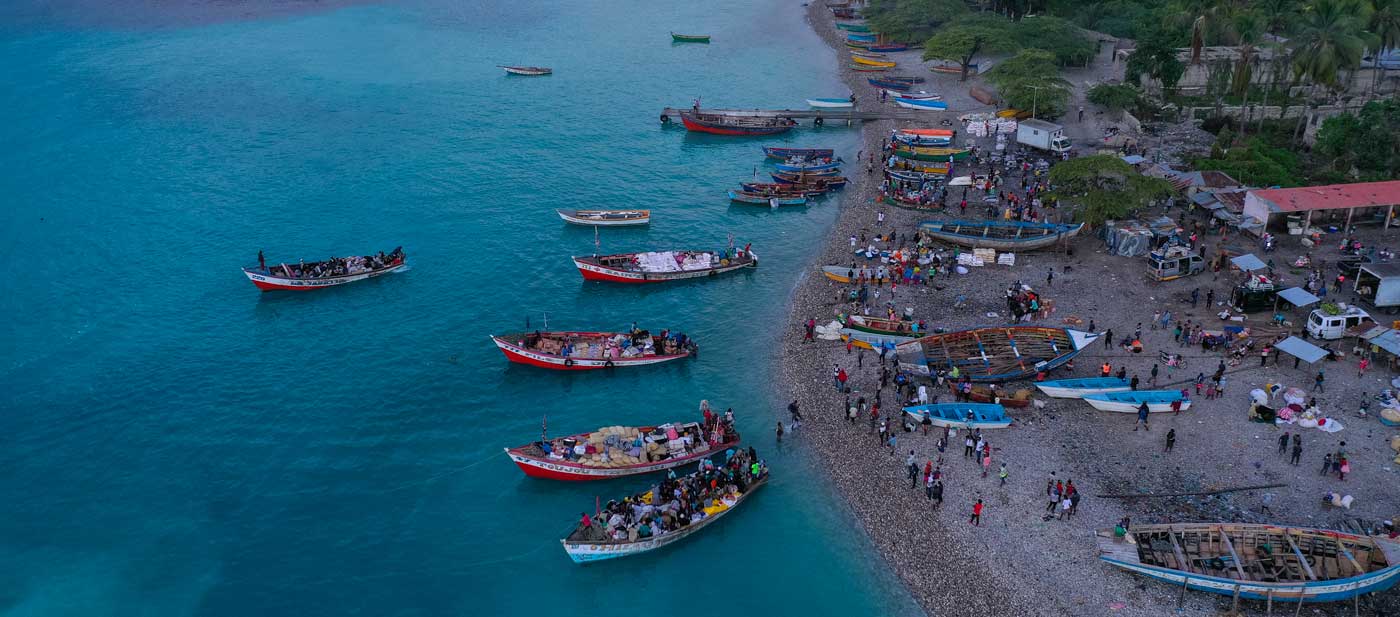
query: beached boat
[
  {"left": 771, "top": 172, "right": 847, "bottom": 188},
  {"left": 896, "top": 326, "right": 1100, "bottom": 382},
  {"left": 561, "top": 456, "right": 768, "bottom": 563},
  {"left": 899, "top": 128, "right": 952, "bottom": 137},
  {"left": 806, "top": 97, "right": 855, "bottom": 108},
  {"left": 557, "top": 209, "right": 650, "bottom": 226},
  {"left": 1034, "top": 377, "right": 1131, "bottom": 398},
  {"left": 738, "top": 182, "right": 826, "bottom": 196},
  {"left": 820, "top": 264, "right": 874, "bottom": 283},
  {"left": 845, "top": 315, "right": 919, "bottom": 336},
  {"left": 849, "top": 64, "right": 889, "bottom": 72},
  {"left": 1083, "top": 390, "right": 1191, "bottom": 413},
  {"left": 671, "top": 32, "right": 711, "bottom": 43},
  {"left": 762, "top": 146, "right": 834, "bottom": 160},
  {"left": 890, "top": 91, "right": 942, "bottom": 102},
  {"left": 904, "top": 403, "right": 1012, "bottom": 429},
  {"left": 846, "top": 33, "right": 877, "bottom": 42},
  {"left": 890, "top": 159, "right": 951, "bottom": 174},
  {"left": 852, "top": 56, "right": 896, "bottom": 68},
  {"left": 573, "top": 248, "right": 757, "bottom": 283},
  {"left": 917, "top": 220, "right": 1085, "bottom": 251},
  {"left": 885, "top": 169, "right": 947, "bottom": 184},
  {"left": 501, "top": 65, "right": 552, "bottom": 76},
  {"left": 893, "top": 97, "right": 949, "bottom": 111},
  {"left": 775, "top": 159, "right": 841, "bottom": 173},
  {"left": 883, "top": 75, "right": 925, "bottom": 84},
  {"left": 881, "top": 194, "right": 941, "bottom": 211},
  {"left": 892, "top": 146, "right": 969, "bottom": 162},
  {"left": 728, "top": 190, "right": 808, "bottom": 206},
  {"left": 952, "top": 383, "right": 1034, "bottom": 408},
  {"left": 243, "top": 248, "right": 405, "bottom": 291},
  {"left": 680, "top": 111, "right": 796, "bottom": 136},
  {"left": 868, "top": 43, "right": 909, "bottom": 52},
  {"left": 491, "top": 330, "right": 696, "bottom": 370},
  {"left": 850, "top": 50, "right": 888, "bottom": 59},
  {"left": 831, "top": 7, "right": 858, "bottom": 18},
  {"left": 840, "top": 329, "right": 915, "bottom": 352},
  {"left": 1097, "top": 523, "right": 1400, "bottom": 604},
  {"left": 505, "top": 420, "right": 737, "bottom": 481},
  {"left": 845, "top": 40, "right": 872, "bottom": 49},
  {"left": 868, "top": 78, "right": 911, "bottom": 91}
]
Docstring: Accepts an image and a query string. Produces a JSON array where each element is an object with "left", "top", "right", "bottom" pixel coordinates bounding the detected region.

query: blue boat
[
  {"left": 1082, "top": 390, "right": 1190, "bottom": 413},
  {"left": 1098, "top": 523, "right": 1400, "bottom": 604},
  {"left": 903, "top": 403, "right": 1011, "bottom": 429},
  {"left": 917, "top": 220, "right": 1086, "bottom": 251},
  {"left": 846, "top": 33, "right": 877, "bottom": 42},
  {"left": 775, "top": 159, "right": 841, "bottom": 173},
  {"left": 883, "top": 75, "right": 925, "bottom": 84},
  {"left": 1035, "top": 377, "right": 1130, "bottom": 398},
  {"left": 868, "top": 78, "right": 911, "bottom": 91},
  {"left": 893, "top": 97, "right": 948, "bottom": 111},
  {"left": 762, "top": 146, "right": 834, "bottom": 160}
]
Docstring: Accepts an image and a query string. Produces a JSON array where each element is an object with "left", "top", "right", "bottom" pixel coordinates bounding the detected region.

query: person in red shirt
[{"left": 970, "top": 499, "right": 984, "bottom": 526}]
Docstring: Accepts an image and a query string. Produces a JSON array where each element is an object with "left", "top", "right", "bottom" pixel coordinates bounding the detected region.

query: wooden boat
[
  {"left": 1083, "top": 390, "right": 1191, "bottom": 413},
  {"left": 868, "top": 43, "right": 909, "bottom": 52},
  {"left": 899, "top": 128, "right": 952, "bottom": 137},
  {"left": 501, "top": 65, "right": 552, "bottom": 76},
  {"left": 243, "top": 248, "right": 405, "bottom": 291},
  {"left": 491, "top": 330, "right": 695, "bottom": 370},
  {"left": 850, "top": 50, "right": 888, "bottom": 59},
  {"left": 852, "top": 56, "right": 896, "bottom": 68},
  {"left": 835, "top": 23, "right": 871, "bottom": 32},
  {"left": 884, "top": 75, "right": 926, "bottom": 83},
  {"left": 892, "top": 146, "right": 969, "bottom": 162},
  {"left": 847, "top": 33, "right": 877, "bottom": 43},
  {"left": 881, "top": 193, "right": 941, "bottom": 211},
  {"left": 889, "top": 158, "right": 951, "bottom": 174},
  {"left": 557, "top": 209, "right": 650, "bottom": 226},
  {"left": 505, "top": 421, "right": 737, "bottom": 481},
  {"left": 845, "top": 40, "right": 873, "bottom": 49},
  {"left": 868, "top": 78, "right": 911, "bottom": 91},
  {"left": 1096, "top": 523, "right": 1400, "bottom": 604},
  {"left": 561, "top": 464, "right": 768, "bottom": 563},
  {"left": 770, "top": 173, "right": 847, "bottom": 189},
  {"left": 1034, "top": 377, "right": 1131, "bottom": 398},
  {"left": 831, "top": 7, "right": 858, "bottom": 18},
  {"left": 903, "top": 403, "right": 1011, "bottom": 429},
  {"left": 820, "top": 264, "right": 875, "bottom": 283},
  {"left": 889, "top": 91, "right": 941, "bottom": 102},
  {"left": 680, "top": 111, "right": 796, "bottom": 136},
  {"left": 773, "top": 167, "right": 838, "bottom": 178},
  {"left": 775, "top": 159, "right": 841, "bottom": 173},
  {"left": 917, "top": 220, "right": 1086, "bottom": 251},
  {"left": 807, "top": 98, "right": 855, "bottom": 108},
  {"left": 738, "top": 182, "right": 826, "bottom": 196},
  {"left": 893, "top": 97, "right": 949, "bottom": 111},
  {"left": 846, "top": 315, "right": 919, "bottom": 336},
  {"left": 840, "top": 329, "right": 916, "bottom": 352},
  {"left": 896, "top": 327, "right": 1100, "bottom": 382},
  {"left": 728, "top": 190, "right": 808, "bottom": 206},
  {"left": 762, "top": 146, "right": 834, "bottom": 160},
  {"left": 886, "top": 169, "right": 946, "bottom": 183},
  {"left": 573, "top": 248, "right": 756, "bottom": 283},
  {"left": 951, "top": 383, "right": 1033, "bottom": 408},
  {"left": 850, "top": 64, "right": 888, "bottom": 72},
  {"left": 671, "top": 32, "right": 711, "bottom": 43}
]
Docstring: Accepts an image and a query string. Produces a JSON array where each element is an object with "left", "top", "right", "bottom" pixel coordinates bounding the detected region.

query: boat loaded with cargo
[
  {"left": 243, "top": 247, "right": 405, "bottom": 291},
  {"left": 573, "top": 246, "right": 757, "bottom": 283},
  {"left": 505, "top": 415, "right": 738, "bottom": 480},
  {"left": 490, "top": 329, "right": 696, "bottom": 370}
]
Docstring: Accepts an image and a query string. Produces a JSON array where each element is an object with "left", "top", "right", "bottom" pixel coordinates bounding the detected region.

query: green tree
[
  {"left": 922, "top": 15, "right": 1019, "bottom": 81},
  {"left": 1366, "top": 0, "right": 1400, "bottom": 97},
  {"left": 1011, "top": 16, "right": 1097, "bottom": 65},
  {"left": 1126, "top": 33, "right": 1187, "bottom": 94},
  {"left": 1047, "top": 155, "right": 1174, "bottom": 225},
  {"left": 865, "top": 0, "right": 970, "bottom": 43},
  {"left": 1314, "top": 98, "right": 1400, "bottom": 180},
  {"left": 986, "top": 49, "right": 1073, "bottom": 116},
  {"left": 1290, "top": 0, "right": 1374, "bottom": 141},
  {"left": 1192, "top": 137, "right": 1303, "bottom": 186},
  {"left": 1087, "top": 83, "right": 1141, "bottom": 117}
]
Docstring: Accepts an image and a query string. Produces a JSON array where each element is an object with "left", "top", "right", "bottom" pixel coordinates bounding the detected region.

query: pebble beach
[{"left": 782, "top": 3, "right": 1400, "bottom": 615}]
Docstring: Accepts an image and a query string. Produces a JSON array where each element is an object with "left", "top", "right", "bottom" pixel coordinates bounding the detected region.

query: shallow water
[{"left": 0, "top": 0, "right": 919, "bottom": 614}]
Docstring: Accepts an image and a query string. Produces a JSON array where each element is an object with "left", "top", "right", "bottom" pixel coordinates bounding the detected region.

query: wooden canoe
[
  {"left": 501, "top": 65, "right": 552, "bottom": 76},
  {"left": 671, "top": 32, "right": 711, "bottom": 43},
  {"left": 852, "top": 56, "right": 896, "bottom": 68},
  {"left": 556, "top": 209, "right": 650, "bottom": 226},
  {"left": 505, "top": 421, "right": 738, "bottom": 480},
  {"left": 491, "top": 330, "right": 694, "bottom": 370},
  {"left": 917, "top": 220, "right": 1085, "bottom": 251},
  {"left": 951, "top": 383, "right": 1033, "bottom": 408},
  {"left": 896, "top": 327, "right": 1100, "bottom": 382}
]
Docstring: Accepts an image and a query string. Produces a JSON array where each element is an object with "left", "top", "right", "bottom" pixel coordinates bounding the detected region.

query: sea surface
[{"left": 0, "top": 1, "right": 920, "bottom": 614}]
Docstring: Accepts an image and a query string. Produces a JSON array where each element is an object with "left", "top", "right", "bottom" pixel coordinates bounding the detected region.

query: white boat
[
  {"left": 556, "top": 209, "right": 650, "bottom": 226},
  {"left": 1035, "top": 377, "right": 1132, "bottom": 398},
  {"left": 839, "top": 329, "right": 915, "bottom": 351},
  {"left": 888, "top": 90, "right": 940, "bottom": 100},
  {"left": 806, "top": 98, "right": 855, "bottom": 108},
  {"left": 501, "top": 65, "right": 552, "bottom": 76},
  {"left": 1083, "top": 390, "right": 1191, "bottom": 413},
  {"left": 893, "top": 97, "right": 948, "bottom": 111}
]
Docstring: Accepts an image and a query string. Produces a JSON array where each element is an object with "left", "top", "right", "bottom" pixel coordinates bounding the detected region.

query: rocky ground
[{"left": 786, "top": 4, "right": 1400, "bottom": 616}]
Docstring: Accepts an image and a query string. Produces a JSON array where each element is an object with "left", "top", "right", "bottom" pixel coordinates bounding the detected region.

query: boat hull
[
  {"left": 763, "top": 146, "right": 834, "bottom": 159},
  {"left": 557, "top": 209, "right": 650, "bottom": 226},
  {"left": 1035, "top": 378, "right": 1132, "bottom": 398},
  {"left": 681, "top": 113, "right": 795, "bottom": 136},
  {"left": 671, "top": 33, "right": 711, "bottom": 43},
  {"left": 562, "top": 478, "right": 766, "bottom": 563},
  {"left": 505, "top": 438, "right": 737, "bottom": 481},
  {"left": 491, "top": 335, "right": 690, "bottom": 370},
  {"left": 918, "top": 220, "right": 1086, "bottom": 251},
  {"left": 243, "top": 262, "right": 405, "bottom": 291},
  {"left": 806, "top": 98, "right": 854, "bottom": 108},
  {"left": 897, "top": 327, "right": 1100, "bottom": 382},
  {"left": 903, "top": 403, "right": 1011, "bottom": 429},
  {"left": 894, "top": 98, "right": 948, "bottom": 111},
  {"left": 1101, "top": 559, "right": 1400, "bottom": 603},
  {"left": 573, "top": 255, "right": 756, "bottom": 284},
  {"left": 1083, "top": 392, "right": 1191, "bottom": 413}
]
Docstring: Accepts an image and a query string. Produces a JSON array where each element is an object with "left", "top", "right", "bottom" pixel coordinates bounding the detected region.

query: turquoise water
[{"left": 0, "top": 1, "right": 920, "bottom": 614}]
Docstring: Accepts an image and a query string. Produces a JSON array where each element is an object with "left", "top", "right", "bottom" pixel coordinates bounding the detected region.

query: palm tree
[
  {"left": 1227, "top": 10, "right": 1266, "bottom": 137},
  {"left": 1289, "top": 0, "right": 1374, "bottom": 140},
  {"left": 1257, "top": 0, "right": 1300, "bottom": 35},
  {"left": 1367, "top": 0, "right": 1400, "bottom": 99}
]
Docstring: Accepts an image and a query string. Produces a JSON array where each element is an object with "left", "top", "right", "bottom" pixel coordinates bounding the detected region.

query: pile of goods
[
  {"left": 634, "top": 251, "right": 717, "bottom": 272},
  {"left": 577, "top": 425, "right": 687, "bottom": 467}
]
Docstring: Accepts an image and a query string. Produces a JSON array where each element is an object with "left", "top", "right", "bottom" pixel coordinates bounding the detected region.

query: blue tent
[
  {"left": 1274, "top": 336, "right": 1327, "bottom": 364},
  {"left": 1230, "top": 253, "right": 1268, "bottom": 272},
  {"left": 1276, "top": 286, "right": 1320, "bottom": 308}
]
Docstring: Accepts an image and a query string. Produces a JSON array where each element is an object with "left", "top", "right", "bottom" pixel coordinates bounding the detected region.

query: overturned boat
[{"left": 896, "top": 326, "right": 1099, "bottom": 382}]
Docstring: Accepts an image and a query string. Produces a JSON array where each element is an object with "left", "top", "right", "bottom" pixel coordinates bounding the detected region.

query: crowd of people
[{"left": 256, "top": 247, "right": 404, "bottom": 278}]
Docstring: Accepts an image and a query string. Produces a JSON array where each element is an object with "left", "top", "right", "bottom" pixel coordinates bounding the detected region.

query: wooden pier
[{"left": 660, "top": 107, "right": 948, "bottom": 125}]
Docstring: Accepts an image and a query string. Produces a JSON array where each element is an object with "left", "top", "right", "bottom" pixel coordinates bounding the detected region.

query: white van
[{"left": 1305, "top": 305, "right": 1373, "bottom": 340}]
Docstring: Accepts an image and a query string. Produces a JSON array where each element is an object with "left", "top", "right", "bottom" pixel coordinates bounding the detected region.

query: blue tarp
[
  {"left": 1276, "top": 286, "right": 1320, "bottom": 308},
  {"left": 1275, "top": 336, "right": 1328, "bottom": 364},
  {"left": 1231, "top": 253, "right": 1268, "bottom": 272},
  {"left": 1121, "top": 155, "right": 1146, "bottom": 165},
  {"left": 1362, "top": 327, "right": 1400, "bottom": 357}
]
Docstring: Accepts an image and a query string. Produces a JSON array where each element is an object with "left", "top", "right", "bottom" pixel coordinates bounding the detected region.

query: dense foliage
[
  {"left": 1086, "top": 83, "right": 1142, "bottom": 114},
  {"left": 865, "top": 0, "right": 969, "bottom": 43},
  {"left": 1047, "top": 155, "right": 1174, "bottom": 225},
  {"left": 985, "top": 50, "right": 1073, "bottom": 116},
  {"left": 1192, "top": 137, "right": 1304, "bottom": 187},
  {"left": 1010, "top": 17, "right": 1099, "bottom": 66},
  {"left": 1313, "top": 98, "right": 1400, "bottom": 180},
  {"left": 922, "top": 15, "right": 1022, "bottom": 81}
]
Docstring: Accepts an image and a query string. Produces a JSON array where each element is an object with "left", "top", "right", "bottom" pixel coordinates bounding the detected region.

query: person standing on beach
[
  {"left": 981, "top": 451, "right": 992, "bottom": 478},
  {"left": 1164, "top": 428, "right": 1176, "bottom": 452},
  {"left": 1320, "top": 452, "right": 1333, "bottom": 475},
  {"left": 1314, "top": 370, "right": 1325, "bottom": 392},
  {"left": 1046, "top": 268, "right": 1054, "bottom": 287},
  {"left": 1104, "top": 329, "right": 1113, "bottom": 348},
  {"left": 803, "top": 318, "right": 815, "bottom": 343},
  {"left": 1069, "top": 490, "right": 1081, "bottom": 517},
  {"left": 931, "top": 481, "right": 944, "bottom": 508},
  {"left": 1149, "top": 364, "right": 1159, "bottom": 387},
  {"left": 1278, "top": 432, "right": 1290, "bottom": 456},
  {"left": 964, "top": 434, "right": 975, "bottom": 458},
  {"left": 1290, "top": 438, "right": 1303, "bottom": 465},
  {"left": 1134, "top": 402, "right": 1150, "bottom": 431},
  {"left": 998, "top": 462, "right": 1008, "bottom": 486},
  {"left": 907, "top": 451, "right": 919, "bottom": 488},
  {"left": 970, "top": 499, "right": 983, "bottom": 526}
]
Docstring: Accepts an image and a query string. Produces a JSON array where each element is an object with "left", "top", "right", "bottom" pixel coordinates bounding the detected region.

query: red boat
[
  {"left": 573, "top": 248, "right": 756, "bottom": 284},
  {"left": 680, "top": 111, "right": 796, "bottom": 136},
  {"left": 505, "top": 419, "right": 739, "bottom": 481},
  {"left": 242, "top": 248, "right": 405, "bottom": 291},
  {"left": 491, "top": 330, "right": 696, "bottom": 370}
]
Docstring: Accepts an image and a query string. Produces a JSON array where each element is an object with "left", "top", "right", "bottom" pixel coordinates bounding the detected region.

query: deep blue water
[{"left": 0, "top": 1, "right": 919, "bottom": 615}]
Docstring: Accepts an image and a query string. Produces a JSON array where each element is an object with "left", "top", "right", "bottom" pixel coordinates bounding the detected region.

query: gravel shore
[{"left": 783, "top": 4, "right": 1400, "bottom": 615}]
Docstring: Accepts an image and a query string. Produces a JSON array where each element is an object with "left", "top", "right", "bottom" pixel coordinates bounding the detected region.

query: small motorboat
[
  {"left": 728, "top": 190, "right": 808, "bottom": 206},
  {"left": 490, "top": 330, "right": 696, "bottom": 370},
  {"left": 556, "top": 209, "right": 650, "bottom": 226},
  {"left": 852, "top": 56, "right": 896, "bottom": 68},
  {"left": 903, "top": 403, "right": 1011, "bottom": 429},
  {"left": 1082, "top": 390, "right": 1191, "bottom": 413},
  {"left": 573, "top": 247, "right": 757, "bottom": 283},
  {"left": 671, "top": 32, "right": 711, "bottom": 43},
  {"left": 501, "top": 65, "right": 552, "bottom": 76},
  {"left": 893, "top": 97, "right": 949, "bottom": 111},
  {"left": 243, "top": 247, "right": 405, "bottom": 291},
  {"left": 505, "top": 418, "right": 737, "bottom": 480},
  {"left": 1035, "top": 377, "right": 1132, "bottom": 398},
  {"left": 763, "top": 146, "right": 834, "bottom": 160},
  {"left": 774, "top": 158, "right": 841, "bottom": 173},
  {"left": 806, "top": 97, "right": 855, "bottom": 108}
]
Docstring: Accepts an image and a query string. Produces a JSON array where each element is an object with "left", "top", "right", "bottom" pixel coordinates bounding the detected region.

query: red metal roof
[{"left": 1250, "top": 180, "right": 1400, "bottom": 213}]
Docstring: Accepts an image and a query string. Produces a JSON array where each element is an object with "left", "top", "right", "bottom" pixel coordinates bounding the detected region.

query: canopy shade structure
[
  {"left": 1274, "top": 336, "right": 1328, "bottom": 364},
  {"left": 1230, "top": 253, "right": 1268, "bottom": 272},
  {"left": 1276, "top": 286, "right": 1320, "bottom": 308},
  {"left": 1361, "top": 327, "right": 1400, "bottom": 357}
]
